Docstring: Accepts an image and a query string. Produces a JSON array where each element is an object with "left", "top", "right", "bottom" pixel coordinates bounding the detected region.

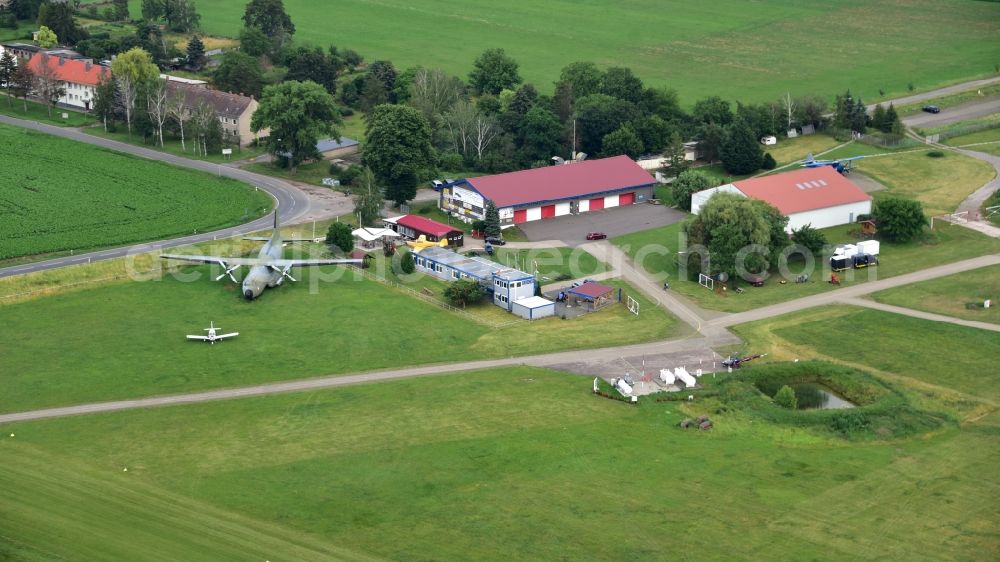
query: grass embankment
[
  {"left": 0, "top": 123, "right": 272, "bottom": 262},
  {"left": 83, "top": 125, "right": 266, "bottom": 164},
  {"left": 614, "top": 220, "right": 1000, "bottom": 313},
  {"left": 1, "top": 362, "right": 996, "bottom": 560},
  {"left": 896, "top": 82, "right": 1000, "bottom": 116},
  {"left": 192, "top": 0, "right": 999, "bottom": 103},
  {"left": 871, "top": 264, "right": 1000, "bottom": 324},
  {"left": 731, "top": 305, "right": 1000, "bottom": 404},
  {"left": 0, "top": 253, "right": 681, "bottom": 412},
  {"left": 0, "top": 94, "right": 95, "bottom": 126},
  {"left": 488, "top": 246, "right": 608, "bottom": 280},
  {"left": 944, "top": 126, "right": 1000, "bottom": 157}
]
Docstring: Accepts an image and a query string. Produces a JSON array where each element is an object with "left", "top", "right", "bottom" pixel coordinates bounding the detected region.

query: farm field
[
  {"left": 613, "top": 221, "right": 1000, "bottom": 313},
  {"left": 0, "top": 124, "right": 272, "bottom": 262},
  {"left": 870, "top": 264, "right": 1000, "bottom": 324},
  {"left": 0, "top": 259, "right": 680, "bottom": 412},
  {"left": 2, "top": 362, "right": 997, "bottom": 560},
  {"left": 172, "top": 0, "right": 1000, "bottom": 104}
]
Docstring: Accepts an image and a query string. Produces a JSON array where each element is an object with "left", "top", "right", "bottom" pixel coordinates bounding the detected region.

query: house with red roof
[
  {"left": 439, "top": 156, "right": 657, "bottom": 225},
  {"left": 25, "top": 52, "right": 110, "bottom": 111},
  {"left": 386, "top": 214, "right": 465, "bottom": 247},
  {"left": 690, "top": 167, "right": 872, "bottom": 232}
]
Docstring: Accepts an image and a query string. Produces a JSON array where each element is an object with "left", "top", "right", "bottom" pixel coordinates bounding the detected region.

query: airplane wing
[
  {"left": 216, "top": 332, "right": 239, "bottom": 340},
  {"left": 160, "top": 254, "right": 262, "bottom": 266},
  {"left": 186, "top": 335, "right": 210, "bottom": 341},
  {"left": 243, "top": 236, "right": 323, "bottom": 243},
  {"left": 269, "top": 258, "right": 364, "bottom": 267}
]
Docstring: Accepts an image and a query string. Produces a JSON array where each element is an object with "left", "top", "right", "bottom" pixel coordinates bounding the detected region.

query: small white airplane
[{"left": 186, "top": 321, "right": 239, "bottom": 344}]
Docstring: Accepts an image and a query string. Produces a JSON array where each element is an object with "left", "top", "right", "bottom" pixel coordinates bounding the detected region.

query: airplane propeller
[
  {"left": 271, "top": 265, "right": 296, "bottom": 285},
  {"left": 216, "top": 264, "right": 240, "bottom": 282}
]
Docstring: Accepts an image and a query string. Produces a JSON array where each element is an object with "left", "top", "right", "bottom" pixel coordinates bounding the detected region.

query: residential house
[
  {"left": 167, "top": 82, "right": 266, "bottom": 147},
  {"left": 24, "top": 53, "right": 110, "bottom": 111}
]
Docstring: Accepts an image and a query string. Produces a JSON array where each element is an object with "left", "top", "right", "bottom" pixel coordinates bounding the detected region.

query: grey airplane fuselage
[{"left": 242, "top": 233, "right": 284, "bottom": 300}]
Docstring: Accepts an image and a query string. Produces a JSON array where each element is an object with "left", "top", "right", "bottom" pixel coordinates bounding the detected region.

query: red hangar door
[
  {"left": 619, "top": 192, "right": 635, "bottom": 205},
  {"left": 541, "top": 204, "right": 556, "bottom": 218},
  {"left": 589, "top": 197, "right": 605, "bottom": 211},
  {"left": 514, "top": 209, "right": 527, "bottom": 223}
]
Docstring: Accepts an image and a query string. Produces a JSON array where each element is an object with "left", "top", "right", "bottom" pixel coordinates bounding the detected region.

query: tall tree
[
  {"left": 697, "top": 122, "right": 725, "bottom": 163},
  {"left": 600, "top": 123, "right": 643, "bottom": 158},
  {"left": 0, "top": 50, "right": 16, "bottom": 108},
  {"left": 683, "top": 192, "right": 771, "bottom": 282},
  {"left": 113, "top": 0, "right": 130, "bottom": 21},
  {"left": 692, "top": 96, "right": 733, "bottom": 125},
  {"left": 469, "top": 48, "right": 520, "bottom": 95},
  {"left": 111, "top": 48, "right": 159, "bottom": 139},
  {"left": 251, "top": 80, "right": 340, "bottom": 173},
  {"left": 720, "top": 118, "right": 763, "bottom": 174},
  {"left": 671, "top": 170, "right": 716, "bottom": 211},
  {"left": 284, "top": 46, "right": 337, "bottom": 92},
  {"left": 353, "top": 167, "right": 384, "bottom": 226},
  {"left": 573, "top": 93, "right": 638, "bottom": 156},
  {"left": 483, "top": 201, "right": 501, "bottom": 239},
  {"left": 600, "top": 66, "right": 644, "bottom": 104},
  {"left": 363, "top": 104, "right": 434, "bottom": 206},
  {"left": 325, "top": 222, "right": 354, "bottom": 254},
  {"left": 662, "top": 131, "right": 689, "bottom": 178},
  {"left": 37, "top": 2, "right": 87, "bottom": 45},
  {"left": 518, "top": 105, "right": 564, "bottom": 164},
  {"left": 238, "top": 26, "right": 271, "bottom": 58},
  {"left": 367, "top": 60, "right": 397, "bottom": 101},
  {"left": 92, "top": 75, "right": 116, "bottom": 131},
  {"left": 242, "top": 0, "right": 295, "bottom": 49},
  {"left": 408, "top": 67, "right": 464, "bottom": 124},
  {"left": 872, "top": 197, "right": 926, "bottom": 242},
  {"left": 213, "top": 51, "right": 264, "bottom": 97},
  {"left": 9, "top": 63, "right": 35, "bottom": 112},
  {"left": 507, "top": 83, "right": 537, "bottom": 115},
  {"left": 185, "top": 34, "right": 205, "bottom": 70},
  {"left": 556, "top": 61, "right": 603, "bottom": 101},
  {"left": 36, "top": 25, "right": 57, "bottom": 48},
  {"left": 146, "top": 78, "right": 169, "bottom": 147},
  {"left": 165, "top": 85, "right": 189, "bottom": 150},
  {"left": 34, "top": 53, "right": 65, "bottom": 117}
]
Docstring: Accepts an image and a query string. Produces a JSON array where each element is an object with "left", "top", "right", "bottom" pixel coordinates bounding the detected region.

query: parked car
[
  {"left": 922, "top": 105, "right": 940, "bottom": 114},
  {"left": 484, "top": 237, "right": 506, "bottom": 246},
  {"left": 585, "top": 232, "right": 607, "bottom": 240}
]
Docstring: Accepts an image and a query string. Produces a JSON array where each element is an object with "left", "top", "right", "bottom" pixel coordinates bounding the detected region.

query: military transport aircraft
[
  {"left": 161, "top": 214, "right": 362, "bottom": 300},
  {"left": 187, "top": 321, "right": 239, "bottom": 344}
]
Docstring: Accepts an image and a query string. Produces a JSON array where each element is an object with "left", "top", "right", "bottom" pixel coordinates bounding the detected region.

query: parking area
[{"left": 517, "top": 203, "right": 686, "bottom": 244}]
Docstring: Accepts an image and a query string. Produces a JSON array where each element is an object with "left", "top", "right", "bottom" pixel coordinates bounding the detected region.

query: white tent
[
  {"left": 352, "top": 227, "right": 400, "bottom": 242},
  {"left": 674, "top": 368, "right": 696, "bottom": 389}
]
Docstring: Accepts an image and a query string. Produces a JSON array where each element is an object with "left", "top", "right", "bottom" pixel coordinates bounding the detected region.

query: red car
[{"left": 585, "top": 232, "right": 607, "bottom": 240}]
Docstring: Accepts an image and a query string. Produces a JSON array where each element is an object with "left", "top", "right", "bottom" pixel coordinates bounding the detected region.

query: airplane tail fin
[{"left": 804, "top": 153, "right": 815, "bottom": 164}]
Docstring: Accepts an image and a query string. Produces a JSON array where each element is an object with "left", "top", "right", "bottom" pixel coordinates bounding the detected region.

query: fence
[{"left": 934, "top": 120, "right": 1000, "bottom": 142}]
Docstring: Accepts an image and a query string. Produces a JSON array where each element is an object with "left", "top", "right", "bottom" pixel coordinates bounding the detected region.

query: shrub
[
  {"left": 872, "top": 197, "right": 927, "bottom": 242},
  {"left": 927, "top": 150, "right": 945, "bottom": 158},
  {"left": 774, "top": 385, "right": 798, "bottom": 409},
  {"left": 400, "top": 251, "right": 415, "bottom": 274},
  {"left": 325, "top": 222, "right": 354, "bottom": 254},
  {"left": 761, "top": 152, "right": 777, "bottom": 170}
]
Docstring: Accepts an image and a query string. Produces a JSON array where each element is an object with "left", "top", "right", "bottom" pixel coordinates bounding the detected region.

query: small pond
[{"left": 757, "top": 382, "right": 857, "bottom": 410}]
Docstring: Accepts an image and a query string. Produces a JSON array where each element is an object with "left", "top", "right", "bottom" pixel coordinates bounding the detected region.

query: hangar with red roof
[
  {"left": 438, "top": 156, "right": 657, "bottom": 225},
  {"left": 385, "top": 214, "right": 465, "bottom": 247},
  {"left": 690, "top": 166, "right": 872, "bottom": 232}
]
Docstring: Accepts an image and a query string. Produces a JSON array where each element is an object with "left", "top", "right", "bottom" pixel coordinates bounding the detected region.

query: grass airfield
[{"left": 0, "top": 261, "right": 679, "bottom": 413}]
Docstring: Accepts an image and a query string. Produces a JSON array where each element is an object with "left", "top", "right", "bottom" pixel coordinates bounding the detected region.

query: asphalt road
[
  {"left": 0, "top": 114, "right": 314, "bottom": 280},
  {"left": 902, "top": 97, "right": 1000, "bottom": 128},
  {"left": 868, "top": 76, "right": 1000, "bottom": 112},
  {"left": 3, "top": 252, "right": 996, "bottom": 424}
]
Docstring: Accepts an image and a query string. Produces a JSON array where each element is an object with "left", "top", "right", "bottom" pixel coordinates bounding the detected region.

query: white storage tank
[
  {"left": 615, "top": 378, "right": 633, "bottom": 396},
  {"left": 857, "top": 240, "right": 880, "bottom": 256}
]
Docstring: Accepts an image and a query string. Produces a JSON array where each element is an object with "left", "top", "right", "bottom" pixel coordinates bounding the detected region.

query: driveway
[{"left": 517, "top": 203, "right": 686, "bottom": 244}]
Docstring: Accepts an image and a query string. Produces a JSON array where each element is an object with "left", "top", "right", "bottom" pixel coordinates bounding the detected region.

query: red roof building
[
  {"left": 691, "top": 166, "right": 873, "bottom": 232},
  {"left": 439, "top": 156, "right": 657, "bottom": 225},
  {"left": 25, "top": 53, "right": 110, "bottom": 111},
  {"left": 392, "top": 215, "right": 465, "bottom": 247}
]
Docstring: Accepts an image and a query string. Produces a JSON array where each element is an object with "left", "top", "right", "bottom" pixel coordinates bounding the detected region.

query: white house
[
  {"left": 25, "top": 53, "right": 109, "bottom": 111},
  {"left": 690, "top": 166, "right": 872, "bottom": 232}
]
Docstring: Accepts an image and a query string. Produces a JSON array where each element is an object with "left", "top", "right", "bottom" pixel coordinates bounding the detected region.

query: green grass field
[
  {"left": 871, "top": 264, "right": 1000, "bottom": 324},
  {"left": 489, "top": 246, "right": 608, "bottom": 280},
  {"left": 178, "top": 0, "right": 1000, "bottom": 104},
  {"left": 2, "top": 362, "right": 997, "bottom": 560},
  {"left": 0, "top": 123, "right": 272, "bottom": 261},
  {"left": 945, "top": 126, "right": 1000, "bottom": 158},
  {"left": 0, "top": 259, "right": 680, "bottom": 412},
  {"left": 83, "top": 125, "right": 267, "bottom": 164},
  {"left": 613, "top": 220, "right": 1000, "bottom": 313},
  {"left": 0, "top": 94, "right": 96, "bottom": 127}
]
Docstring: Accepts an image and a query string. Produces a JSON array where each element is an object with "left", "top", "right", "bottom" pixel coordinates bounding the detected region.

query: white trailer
[
  {"left": 659, "top": 369, "right": 675, "bottom": 385},
  {"left": 615, "top": 378, "right": 633, "bottom": 396},
  {"left": 674, "top": 368, "right": 696, "bottom": 389},
  {"left": 857, "top": 240, "right": 880, "bottom": 256}
]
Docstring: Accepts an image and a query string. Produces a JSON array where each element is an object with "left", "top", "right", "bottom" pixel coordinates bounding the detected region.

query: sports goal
[
  {"left": 698, "top": 273, "right": 714, "bottom": 290},
  {"left": 627, "top": 295, "right": 639, "bottom": 316}
]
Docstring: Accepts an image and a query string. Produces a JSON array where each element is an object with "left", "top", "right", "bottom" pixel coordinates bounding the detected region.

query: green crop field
[
  {"left": 0, "top": 263, "right": 680, "bottom": 412},
  {"left": 0, "top": 124, "right": 272, "bottom": 261},
  {"left": 172, "top": 0, "right": 1000, "bottom": 103},
  {"left": 871, "top": 264, "right": 1000, "bottom": 324},
  {"left": 2, "top": 361, "right": 997, "bottom": 560}
]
